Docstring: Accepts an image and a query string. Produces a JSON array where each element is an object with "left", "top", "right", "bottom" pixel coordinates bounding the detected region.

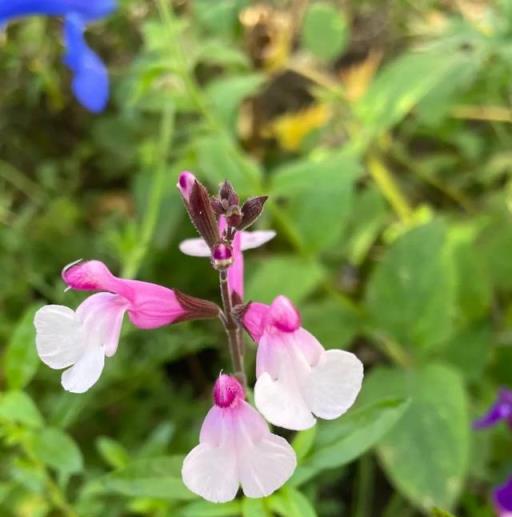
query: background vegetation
[{"left": 1, "top": 0, "right": 512, "bottom": 515}]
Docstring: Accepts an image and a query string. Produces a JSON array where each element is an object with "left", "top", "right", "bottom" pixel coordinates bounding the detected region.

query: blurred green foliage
[{"left": 2, "top": 0, "right": 512, "bottom": 515}]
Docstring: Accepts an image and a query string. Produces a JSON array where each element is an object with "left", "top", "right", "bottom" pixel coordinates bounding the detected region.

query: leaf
[
  {"left": 0, "top": 391, "right": 43, "bottom": 429},
  {"left": 300, "top": 299, "right": 361, "bottom": 349},
  {"left": 292, "top": 427, "right": 317, "bottom": 462},
  {"left": 366, "top": 221, "right": 455, "bottom": 355},
  {"left": 4, "top": 305, "right": 40, "bottom": 390},
  {"left": 196, "top": 135, "right": 262, "bottom": 196},
  {"left": 291, "top": 398, "right": 409, "bottom": 486},
  {"left": 246, "top": 255, "right": 324, "bottom": 304},
  {"left": 98, "top": 456, "right": 194, "bottom": 501},
  {"left": 206, "top": 74, "right": 264, "bottom": 130},
  {"left": 355, "top": 50, "right": 467, "bottom": 142},
  {"left": 242, "top": 498, "right": 270, "bottom": 517},
  {"left": 268, "top": 487, "right": 317, "bottom": 517},
  {"left": 431, "top": 509, "right": 456, "bottom": 517},
  {"left": 31, "top": 427, "right": 83, "bottom": 476},
  {"left": 441, "top": 322, "right": 491, "bottom": 381},
  {"left": 360, "top": 363, "right": 470, "bottom": 511},
  {"left": 180, "top": 500, "right": 242, "bottom": 517},
  {"left": 301, "top": 2, "right": 348, "bottom": 61},
  {"left": 96, "top": 437, "right": 130, "bottom": 469}
]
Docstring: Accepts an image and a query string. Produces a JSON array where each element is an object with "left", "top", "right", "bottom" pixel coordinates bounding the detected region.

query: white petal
[
  {"left": 179, "top": 238, "right": 211, "bottom": 257},
  {"left": 255, "top": 372, "right": 316, "bottom": 431},
  {"left": 239, "top": 433, "right": 297, "bottom": 499},
  {"left": 182, "top": 443, "right": 238, "bottom": 503},
  {"left": 34, "top": 305, "right": 86, "bottom": 369},
  {"left": 61, "top": 345, "right": 105, "bottom": 393},
  {"left": 240, "top": 230, "right": 276, "bottom": 251},
  {"left": 305, "top": 350, "right": 363, "bottom": 420}
]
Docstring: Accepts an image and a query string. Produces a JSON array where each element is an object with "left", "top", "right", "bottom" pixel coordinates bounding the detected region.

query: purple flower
[
  {"left": 0, "top": 0, "right": 116, "bottom": 112},
  {"left": 494, "top": 476, "right": 512, "bottom": 516},
  {"left": 473, "top": 389, "right": 512, "bottom": 429}
]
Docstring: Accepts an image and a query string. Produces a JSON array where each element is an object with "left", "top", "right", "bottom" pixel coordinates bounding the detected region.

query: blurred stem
[
  {"left": 218, "top": 270, "right": 246, "bottom": 388},
  {"left": 122, "top": 102, "right": 175, "bottom": 278},
  {"left": 382, "top": 493, "right": 414, "bottom": 517},
  {"left": 353, "top": 454, "right": 375, "bottom": 517},
  {"left": 16, "top": 431, "right": 78, "bottom": 517},
  {"left": 367, "top": 155, "right": 413, "bottom": 223}
]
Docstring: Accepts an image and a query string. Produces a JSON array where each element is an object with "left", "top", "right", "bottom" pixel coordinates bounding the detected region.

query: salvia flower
[
  {"left": 0, "top": 0, "right": 116, "bottom": 112},
  {"left": 494, "top": 476, "right": 512, "bottom": 517},
  {"left": 180, "top": 216, "right": 275, "bottom": 301},
  {"left": 473, "top": 388, "right": 512, "bottom": 429},
  {"left": 182, "top": 374, "right": 297, "bottom": 503},
  {"left": 34, "top": 260, "right": 219, "bottom": 393},
  {"left": 242, "top": 295, "right": 364, "bottom": 430}
]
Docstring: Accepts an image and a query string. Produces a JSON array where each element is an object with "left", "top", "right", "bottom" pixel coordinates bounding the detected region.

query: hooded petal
[
  {"left": 63, "top": 14, "right": 109, "bottom": 112},
  {"left": 62, "top": 260, "right": 188, "bottom": 328},
  {"left": 179, "top": 238, "right": 211, "bottom": 257},
  {"left": 236, "top": 402, "right": 296, "bottom": 498},
  {"left": 0, "top": 0, "right": 116, "bottom": 24},
  {"left": 34, "top": 305, "right": 86, "bottom": 369},
  {"left": 61, "top": 344, "right": 105, "bottom": 393},
  {"left": 182, "top": 407, "right": 239, "bottom": 503},
  {"left": 304, "top": 349, "right": 363, "bottom": 420},
  {"left": 239, "top": 230, "right": 276, "bottom": 251},
  {"left": 242, "top": 302, "right": 270, "bottom": 342},
  {"left": 268, "top": 295, "right": 301, "bottom": 333}
]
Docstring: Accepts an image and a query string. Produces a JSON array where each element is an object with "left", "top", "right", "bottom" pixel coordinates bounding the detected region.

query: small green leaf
[
  {"left": 268, "top": 487, "right": 317, "bottom": 517},
  {"left": 99, "top": 456, "right": 194, "bottom": 501},
  {"left": 366, "top": 221, "right": 455, "bottom": 355},
  {"left": 242, "top": 498, "right": 269, "bottom": 517},
  {"left": 360, "top": 363, "right": 470, "bottom": 511},
  {"left": 291, "top": 398, "right": 409, "bottom": 486},
  {"left": 31, "top": 427, "right": 83, "bottom": 476},
  {"left": 0, "top": 391, "right": 43, "bottom": 429},
  {"left": 292, "top": 427, "right": 317, "bottom": 462},
  {"left": 246, "top": 256, "right": 324, "bottom": 304},
  {"left": 301, "top": 3, "right": 348, "bottom": 61},
  {"left": 4, "top": 305, "right": 40, "bottom": 390},
  {"left": 96, "top": 436, "right": 130, "bottom": 469},
  {"left": 181, "top": 500, "right": 242, "bottom": 517}
]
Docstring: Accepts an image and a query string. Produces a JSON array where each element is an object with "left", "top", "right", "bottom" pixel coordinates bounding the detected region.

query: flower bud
[
  {"left": 177, "top": 172, "right": 220, "bottom": 249},
  {"left": 238, "top": 196, "right": 268, "bottom": 230},
  {"left": 213, "top": 374, "right": 245, "bottom": 408},
  {"left": 212, "top": 243, "right": 233, "bottom": 270}
]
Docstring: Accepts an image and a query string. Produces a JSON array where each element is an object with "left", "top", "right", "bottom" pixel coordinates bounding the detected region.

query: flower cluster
[
  {"left": 33, "top": 172, "right": 364, "bottom": 503},
  {"left": 474, "top": 388, "right": 512, "bottom": 516},
  {"left": 0, "top": 0, "right": 116, "bottom": 112}
]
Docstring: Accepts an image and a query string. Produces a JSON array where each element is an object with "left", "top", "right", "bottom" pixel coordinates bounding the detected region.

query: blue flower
[
  {"left": 0, "top": 0, "right": 117, "bottom": 112},
  {"left": 473, "top": 388, "right": 512, "bottom": 429}
]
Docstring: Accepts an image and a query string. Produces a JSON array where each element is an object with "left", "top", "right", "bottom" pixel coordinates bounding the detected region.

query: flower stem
[
  {"left": 122, "top": 102, "right": 175, "bottom": 279},
  {"left": 218, "top": 270, "right": 246, "bottom": 388}
]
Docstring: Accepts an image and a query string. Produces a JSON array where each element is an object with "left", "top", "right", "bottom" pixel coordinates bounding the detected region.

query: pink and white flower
[
  {"left": 179, "top": 219, "right": 275, "bottom": 300},
  {"left": 182, "top": 374, "right": 296, "bottom": 503},
  {"left": 242, "top": 295, "right": 364, "bottom": 431},
  {"left": 34, "top": 260, "right": 218, "bottom": 393}
]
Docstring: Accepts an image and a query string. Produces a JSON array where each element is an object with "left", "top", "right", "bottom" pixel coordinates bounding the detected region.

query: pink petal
[
  {"left": 227, "top": 231, "right": 244, "bottom": 300},
  {"left": 179, "top": 238, "right": 211, "bottom": 257},
  {"left": 268, "top": 295, "right": 301, "bottom": 333},
  {"left": 304, "top": 350, "right": 363, "bottom": 420},
  {"left": 177, "top": 171, "right": 196, "bottom": 202},
  {"left": 239, "top": 230, "right": 276, "bottom": 251},
  {"left": 242, "top": 302, "right": 270, "bottom": 342},
  {"left": 62, "top": 260, "right": 118, "bottom": 292}
]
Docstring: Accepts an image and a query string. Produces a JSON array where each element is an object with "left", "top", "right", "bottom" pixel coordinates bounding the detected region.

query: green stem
[
  {"left": 353, "top": 454, "right": 375, "bottom": 517},
  {"left": 122, "top": 102, "right": 175, "bottom": 278}
]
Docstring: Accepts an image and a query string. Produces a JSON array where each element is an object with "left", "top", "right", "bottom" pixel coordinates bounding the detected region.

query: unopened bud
[
  {"left": 219, "top": 180, "right": 239, "bottom": 207},
  {"left": 213, "top": 374, "right": 245, "bottom": 408},
  {"left": 238, "top": 196, "right": 268, "bottom": 230},
  {"left": 212, "top": 243, "right": 233, "bottom": 270}
]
